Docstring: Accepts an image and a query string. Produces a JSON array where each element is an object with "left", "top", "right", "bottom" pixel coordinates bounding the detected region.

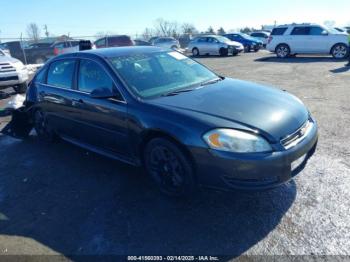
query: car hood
[
  {"left": 224, "top": 40, "right": 243, "bottom": 47},
  {"left": 0, "top": 55, "right": 19, "bottom": 64},
  {"left": 151, "top": 78, "right": 309, "bottom": 140}
]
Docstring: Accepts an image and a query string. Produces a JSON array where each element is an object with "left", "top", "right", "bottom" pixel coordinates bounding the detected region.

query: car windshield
[
  {"left": 215, "top": 36, "right": 230, "bottom": 43},
  {"left": 109, "top": 51, "right": 218, "bottom": 99},
  {"left": 240, "top": 33, "right": 255, "bottom": 40},
  {"left": 325, "top": 27, "right": 340, "bottom": 34}
]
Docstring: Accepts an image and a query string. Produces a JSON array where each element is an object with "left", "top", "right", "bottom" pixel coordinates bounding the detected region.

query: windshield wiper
[
  {"left": 200, "top": 77, "right": 223, "bottom": 86},
  {"left": 162, "top": 87, "right": 197, "bottom": 97}
]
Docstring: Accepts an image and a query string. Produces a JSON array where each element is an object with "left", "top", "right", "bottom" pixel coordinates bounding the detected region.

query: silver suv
[{"left": 0, "top": 50, "right": 28, "bottom": 93}]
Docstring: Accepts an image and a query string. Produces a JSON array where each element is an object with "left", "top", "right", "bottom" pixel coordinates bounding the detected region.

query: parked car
[
  {"left": 0, "top": 49, "right": 28, "bottom": 93},
  {"left": 134, "top": 39, "right": 152, "bottom": 46},
  {"left": 94, "top": 35, "right": 134, "bottom": 49},
  {"left": 152, "top": 37, "right": 180, "bottom": 50},
  {"left": 25, "top": 46, "right": 318, "bottom": 196},
  {"left": 224, "top": 33, "right": 263, "bottom": 52},
  {"left": 267, "top": 23, "right": 349, "bottom": 59},
  {"left": 250, "top": 31, "right": 270, "bottom": 47},
  {"left": 23, "top": 43, "right": 55, "bottom": 64},
  {"left": 27, "top": 43, "right": 53, "bottom": 49},
  {"left": 187, "top": 35, "right": 244, "bottom": 56}
]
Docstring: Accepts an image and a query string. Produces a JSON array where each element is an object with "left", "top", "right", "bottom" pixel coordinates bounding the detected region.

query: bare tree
[
  {"left": 26, "top": 23, "right": 41, "bottom": 42},
  {"left": 206, "top": 26, "right": 215, "bottom": 34},
  {"left": 217, "top": 27, "right": 226, "bottom": 35},
  {"left": 154, "top": 18, "right": 180, "bottom": 38},
  {"left": 142, "top": 27, "right": 154, "bottom": 40},
  {"left": 182, "top": 23, "right": 198, "bottom": 35}
]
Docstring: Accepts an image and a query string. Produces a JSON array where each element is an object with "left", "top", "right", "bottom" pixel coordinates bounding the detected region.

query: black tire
[
  {"left": 144, "top": 138, "right": 196, "bottom": 197},
  {"left": 331, "top": 43, "right": 349, "bottom": 59},
  {"left": 232, "top": 52, "right": 238, "bottom": 56},
  {"left": 275, "top": 44, "right": 290, "bottom": 58},
  {"left": 33, "top": 110, "right": 57, "bottom": 142},
  {"left": 254, "top": 47, "right": 259, "bottom": 52},
  {"left": 244, "top": 45, "right": 250, "bottom": 52},
  {"left": 192, "top": 48, "right": 199, "bottom": 57},
  {"left": 13, "top": 82, "right": 27, "bottom": 94},
  {"left": 219, "top": 48, "right": 228, "bottom": 56}
]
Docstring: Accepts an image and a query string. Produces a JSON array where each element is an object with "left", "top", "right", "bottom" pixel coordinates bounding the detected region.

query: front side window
[
  {"left": 47, "top": 60, "right": 76, "bottom": 89},
  {"left": 309, "top": 27, "right": 326, "bottom": 35},
  {"left": 109, "top": 51, "right": 218, "bottom": 99},
  {"left": 78, "top": 60, "right": 114, "bottom": 93},
  {"left": 291, "top": 27, "right": 310, "bottom": 35}
]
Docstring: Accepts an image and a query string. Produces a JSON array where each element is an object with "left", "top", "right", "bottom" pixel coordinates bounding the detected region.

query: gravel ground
[{"left": 0, "top": 51, "right": 349, "bottom": 260}]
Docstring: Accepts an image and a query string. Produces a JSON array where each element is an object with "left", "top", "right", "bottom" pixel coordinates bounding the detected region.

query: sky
[{"left": 0, "top": 0, "right": 349, "bottom": 40}]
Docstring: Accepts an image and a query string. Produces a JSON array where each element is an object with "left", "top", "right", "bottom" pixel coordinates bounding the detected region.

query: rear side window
[
  {"left": 47, "top": 60, "right": 76, "bottom": 89},
  {"left": 271, "top": 28, "right": 288, "bottom": 35},
  {"left": 291, "top": 27, "right": 310, "bottom": 35},
  {"left": 78, "top": 60, "right": 114, "bottom": 93}
]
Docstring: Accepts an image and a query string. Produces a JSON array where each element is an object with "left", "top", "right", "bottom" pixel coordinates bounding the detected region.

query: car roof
[{"left": 54, "top": 46, "right": 167, "bottom": 60}]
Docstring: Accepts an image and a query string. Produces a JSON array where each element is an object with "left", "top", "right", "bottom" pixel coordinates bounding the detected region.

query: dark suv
[{"left": 94, "top": 35, "right": 134, "bottom": 48}]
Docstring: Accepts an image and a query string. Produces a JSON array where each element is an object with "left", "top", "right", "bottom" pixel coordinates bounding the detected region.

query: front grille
[
  {"left": 281, "top": 120, "right": 313, "bottom": 150},
  {"left": 0, "top": 75, "right": 18, "bottom": 82},
  {"left": 0, "top": 63, "right": 16, "bottom": 73}
]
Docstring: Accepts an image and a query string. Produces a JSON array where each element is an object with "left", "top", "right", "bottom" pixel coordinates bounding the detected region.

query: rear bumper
[{"left": 191, "top": 121, "right": 318, "bottom": 191}]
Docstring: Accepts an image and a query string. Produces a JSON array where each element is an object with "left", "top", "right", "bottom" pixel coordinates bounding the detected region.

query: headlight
[
  {"left": 12, "top": 61, "right": 25, "bottom": 70},
  {"left": 203, "top": 129, "right": 272, "bottom": 153}
]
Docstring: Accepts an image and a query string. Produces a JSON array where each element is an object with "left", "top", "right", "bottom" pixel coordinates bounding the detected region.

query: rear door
[
  {"left": 207, "top": 37, "right": 220, "bottom": 55},
  {"left": 289, "top": 26, "right": 310, "bottom": 53},
  {"left": 72, "top": 58, "right": 130, "bottom": 156},
  {"left": 43, "top": 58, "right": 79, "bottom": 138}
]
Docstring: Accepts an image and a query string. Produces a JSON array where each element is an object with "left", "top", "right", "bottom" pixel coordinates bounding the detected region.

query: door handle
[{"left": 72, "top": 98, "right": 84, "bottom": 105}]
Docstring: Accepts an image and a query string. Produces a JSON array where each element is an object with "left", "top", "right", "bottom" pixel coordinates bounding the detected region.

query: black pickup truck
[{"left": 24, "top": 43, "right": 55, "bottom": 64}]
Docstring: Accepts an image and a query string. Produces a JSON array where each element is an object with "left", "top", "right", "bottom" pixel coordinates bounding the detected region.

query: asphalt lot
[{"left": 0, "top": 51, "right": 350, "bottom": 259}]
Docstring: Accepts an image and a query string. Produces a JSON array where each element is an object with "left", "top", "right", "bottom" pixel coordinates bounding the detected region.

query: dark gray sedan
[{"left": 25, "top": 46, "right": 318, "bottom": 196}]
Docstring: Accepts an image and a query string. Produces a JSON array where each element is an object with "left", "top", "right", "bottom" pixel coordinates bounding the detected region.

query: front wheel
[
  {"left": 219, "top": 48, "right": 228, "bottom": 56},
  {"left": 144, "top": 138, "right": 196, "bottom": 197},
  {"left": 275, "top": 44, "right": 290, "bottom": 58},
  {"left": 331, "top": 44, "right": 349, "bottom": 59}
]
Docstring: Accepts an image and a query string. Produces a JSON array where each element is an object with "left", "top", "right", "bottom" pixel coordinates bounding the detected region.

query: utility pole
[{"left": 43, "top": 24, "right": 49, "bottom": 38}]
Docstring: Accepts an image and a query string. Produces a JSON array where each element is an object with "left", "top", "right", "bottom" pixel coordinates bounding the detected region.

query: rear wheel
[
  {"left": 275, "top": 44, "right": 290, "bottom": 58},
  {"left": 192, "top": 48, "right": 200, "bottom": 57},
  {"left": 13, "top": 82, "right": 27, "bottom": 94},
  {"left": 331, "top": 44, "right": 348, "bottom": 59},
  {"left": 144, "top": 138, "right": 196, "bottom": 197},
  {"left": 244, "top": 45, "right": 250, "bottom": 52}
]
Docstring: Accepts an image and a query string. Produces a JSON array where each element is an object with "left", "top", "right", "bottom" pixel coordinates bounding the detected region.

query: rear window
[{"left": 271, "top": 28, "right": 288, "bottom": 35}]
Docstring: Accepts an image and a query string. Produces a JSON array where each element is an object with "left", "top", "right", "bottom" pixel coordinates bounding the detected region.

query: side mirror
[
  {"left": 90, "top": 87, "right": 115, "bottom": 99},
  {"left": 321, "top": 31, "right": 328, "bottom": 36}
]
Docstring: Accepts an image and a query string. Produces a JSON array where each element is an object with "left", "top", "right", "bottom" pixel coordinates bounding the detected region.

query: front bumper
[
  {"left": 191, "top": 121, "right": 318, "bottom": 191},
  {"left": 0, "top": 69, "right": 28, "bottom": 88}
]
